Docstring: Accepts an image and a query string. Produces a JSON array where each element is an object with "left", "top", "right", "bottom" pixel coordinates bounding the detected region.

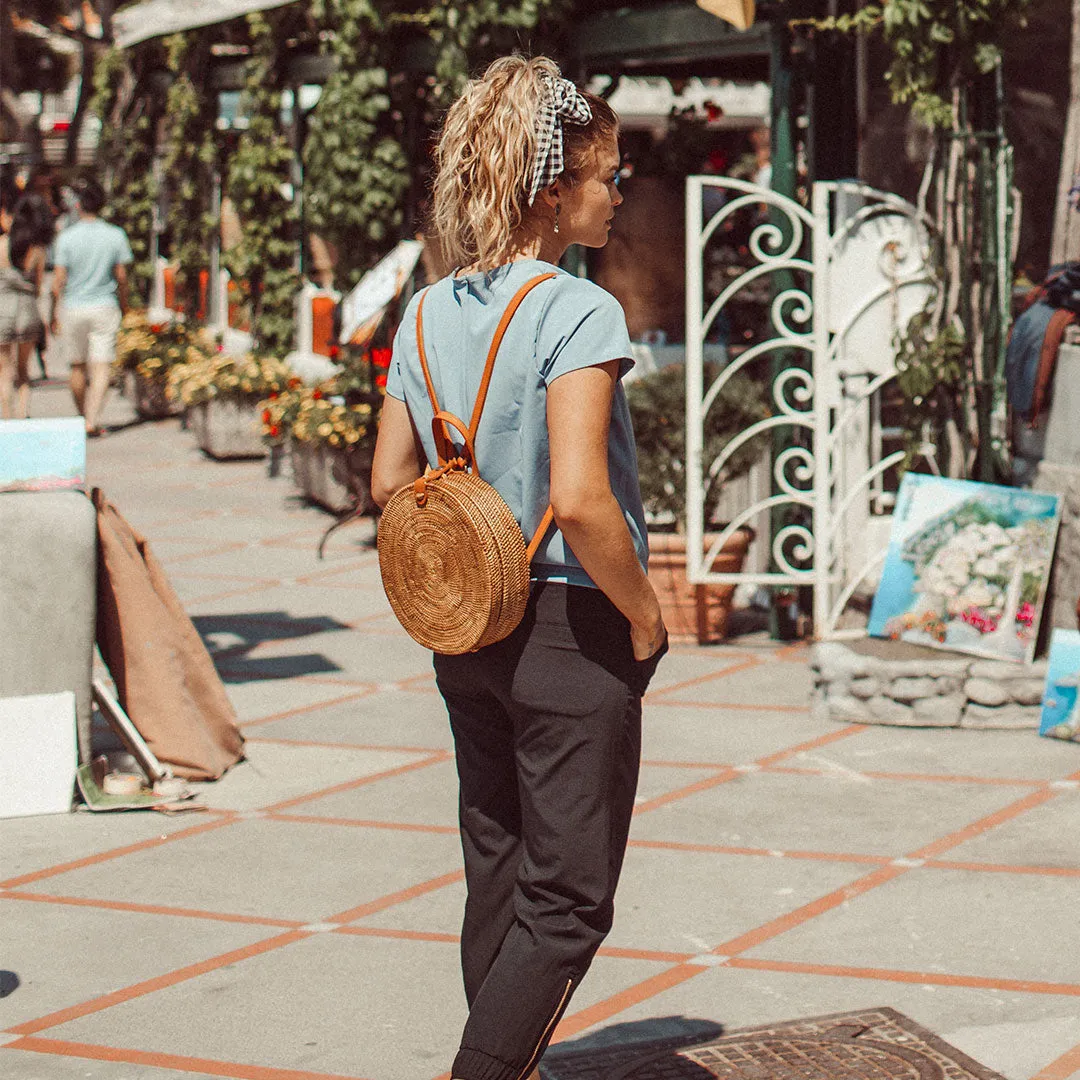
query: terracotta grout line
[
  {"left": 764, "top": 763, "right": 1050, "bottom": 788},
  {"left": 1031, "top": 1040, "right": 1080, "bottom": 1080},
  {"left": 249, "top": 737, "right": 449, "bottom": 755},
  {"left": 327, "top": 869, "right": 466, "bottom": 925},
  {"left": 645, "top": 656, "right": 764, "bottom": 701},
  {"left": 237, "top": 687, "right": 378, "bottom": 730},
  {"left": 265, "top": 812, "right": 458, "bottom": 835},
  {"left": 725, "top": 957, "right": 1080, "bottom": 998},
  {"left": 7, "top": 930, "right": 310, "bottom": 1037},
  {"left": 259, "top": 751, "right": 452, "bottom": 814},
  {"left": 925, "top": 858, "right": 1080, "bottom": 878},
  {"left": 3, "top": 1037, "right": 369, "bottom": 1080},
  {"left": 754, "top": 723, "right": 868, "bottom": 767},
  {"left": 0, "top": 815, "right": 241, "bottom": 890},
  {"left": 0, "top": 890, "right": 304, "bottom": 929},
  {"left": 335, "top": 925, "right": 460, "bottom": 944},
  {"left": 627, "top": 838, "right": 892, "bottom": 866},
  {"left": 632, "top": 767, "right": 740, "bottom": 815}
]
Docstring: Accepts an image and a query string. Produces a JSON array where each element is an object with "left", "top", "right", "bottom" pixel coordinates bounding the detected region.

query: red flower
[
  {"left": 312, "top": 389, "right": 323, "bottom": 400},
  {"left": 375, "top": 372, "right": 388, "bottom": 389},
  {"left": 269, "top": 424, "right": 280, "bottom": 437},
  {"left": 288, "top": 377, "right": 302, "bottom": 389},
  {"left": 261, "top": 409, "right": 271, "bottom": 424},
  {"left": 372, "top": 347, "right": 392, "bottom": 370},
  {"left": 268, "top": 391, "right": 278, "bottom": 400},
  {"left": 329, "top": 345, "right": 341, "bottom": 360},
  {"left": 149, "top": 324, "right": 165, "bottom": 333}
]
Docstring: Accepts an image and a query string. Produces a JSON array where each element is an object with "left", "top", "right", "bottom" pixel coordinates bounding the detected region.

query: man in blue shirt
[{"left": 50, "top": 178, "right": 132, "bottom": 436}]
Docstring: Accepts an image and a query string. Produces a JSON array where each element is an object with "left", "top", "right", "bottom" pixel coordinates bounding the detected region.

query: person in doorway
[
  {"left": 50, "top": 178, "right": 132, "bottom": 437},
  {"left": 0, "top": 193, "right": 55, "bottom": 418},
  {"left": 371, "top": 55, "right": 668, "bottom": 1080}
]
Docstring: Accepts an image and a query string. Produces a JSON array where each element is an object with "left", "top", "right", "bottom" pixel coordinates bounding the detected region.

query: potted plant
[
  {"left": 167, "top": 352, "right": 294, "bottom": 459},
  {"left": 258, "top": 350, "right": 386, "bottom": 514},
  {"left": 113, "top": 311, "right": 211, "bottom": 419},
  {"left": 626, "top": 362, "right": 770, "bottom": 642}
]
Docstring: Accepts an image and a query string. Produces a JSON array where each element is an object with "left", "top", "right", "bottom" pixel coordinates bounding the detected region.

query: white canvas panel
[{"left": 0, "top": 691, "right": 76, "bottom": 819}]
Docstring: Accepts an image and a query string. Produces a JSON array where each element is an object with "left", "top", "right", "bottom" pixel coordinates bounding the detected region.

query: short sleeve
[
  {"left": 53, "top": 231, "right": 71, "bottom": 269},
  {"left": 385, "top": 297, "right": 415, "bottom": 402},
  {"left": 115, "top": 229, "right": 133, "bottom": 265},
  {"left": 538, "top": 279, "right": 634, "bottom": 385}
]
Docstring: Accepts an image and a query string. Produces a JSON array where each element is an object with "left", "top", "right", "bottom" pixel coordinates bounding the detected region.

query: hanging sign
[{"left": 114, "top": 0, "right": 298, "bottom": 49}]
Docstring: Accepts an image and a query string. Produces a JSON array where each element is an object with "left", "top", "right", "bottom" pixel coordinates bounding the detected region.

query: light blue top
[
  {"left": 386, "top": 260, "right": 648, "bottom": 588},
  {"left": 54, "top": 218, "right": 133, "bottom": 310}
]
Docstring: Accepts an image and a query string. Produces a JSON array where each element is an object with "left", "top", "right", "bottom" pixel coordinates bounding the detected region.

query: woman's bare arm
[
  {"left": 547, "top": 361, "right": 665, "bottom": 659},
  {"left": 371, "top": 394, "right": 425, "bottom": 508}
]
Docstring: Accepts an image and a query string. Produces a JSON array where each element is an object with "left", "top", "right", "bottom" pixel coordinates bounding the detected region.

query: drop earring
[{"left": 553, "top": 203, "right": 561, "bottom": 234}]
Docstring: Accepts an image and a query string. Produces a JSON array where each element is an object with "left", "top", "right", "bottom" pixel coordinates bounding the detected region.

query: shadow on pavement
[{"left": 542, "top": 1017, "right": 724, "bottom": 1080}]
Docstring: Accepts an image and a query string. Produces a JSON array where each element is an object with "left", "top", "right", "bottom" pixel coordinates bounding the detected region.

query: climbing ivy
[
  {"left": 791, "top": 0, "right": 1033, "bottom": 127},
  {"left": 161, "top": 33, "right": 218, "bottom": 319},
  {"left": 90, "top": 46, "right": 159, "bottom": 301},
  {"left": 223, "top": 12, "right": 299, "bottom": 355}
]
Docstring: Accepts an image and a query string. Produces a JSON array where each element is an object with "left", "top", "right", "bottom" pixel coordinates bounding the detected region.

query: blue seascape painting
[
  {"left": 868, "top": 473, "right": 1061, "bottom": 663},
  {"left": 1040, "top": 630, "right": 1080, "bottom": 742},
  {"left": 0, "top": 418, "right": 86, "bottom": 492}
]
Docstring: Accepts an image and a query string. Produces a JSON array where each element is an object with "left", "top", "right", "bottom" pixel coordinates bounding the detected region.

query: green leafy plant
[
  {"left": 223, "top": 12, "right": 300, "bottom": 356},
  {"left": 626, "top": 364, "right": 770, "bottom": 528}
]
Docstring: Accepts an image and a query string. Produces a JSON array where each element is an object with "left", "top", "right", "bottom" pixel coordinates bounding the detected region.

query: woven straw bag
[{"left": 379, "top": 273, "right": 556, "bottom": 654}]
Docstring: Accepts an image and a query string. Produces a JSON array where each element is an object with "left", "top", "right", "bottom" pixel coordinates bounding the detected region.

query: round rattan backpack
[{"left": 378, "top": 273, "right": 556, "bottom": 655}]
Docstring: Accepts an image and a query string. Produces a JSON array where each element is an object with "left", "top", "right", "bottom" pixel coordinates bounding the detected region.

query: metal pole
[{"left": 685, "top": 175, "right": 705, "bottom": 586}]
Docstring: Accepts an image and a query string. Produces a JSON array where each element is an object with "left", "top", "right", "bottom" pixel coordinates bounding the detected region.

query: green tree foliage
[
  {"left": 223, "top": 12, "right": 299, "bottom": 355},
  {"left": 1, "top": 1, "right": 73, "bottom": 102},
  {"left": 90, "top": 46, "right": 158, "bottom": 301},
  {"left": 792, "top": 0, "right": 1033, "bottom": 127},
  {"left": 303, "top": 0, "right": 410, "bottom": 287},
  {"left": 161, "top": 33, "right": 218, "bottom": 319}
]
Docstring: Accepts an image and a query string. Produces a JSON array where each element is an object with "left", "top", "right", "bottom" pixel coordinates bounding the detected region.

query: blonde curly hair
[{"left": 430, "top": 55, "right": 618, "bottom": 273}]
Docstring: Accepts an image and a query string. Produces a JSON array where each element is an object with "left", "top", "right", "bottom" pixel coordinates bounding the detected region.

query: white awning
[{"left": 113, "top": 0, "right": 298, "bottom": 49}]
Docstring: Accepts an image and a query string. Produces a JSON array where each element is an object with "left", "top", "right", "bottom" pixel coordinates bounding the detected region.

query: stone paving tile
[
  {"left": 628, "top": 769, "right": 1032, "bottom": 857},
  {"left": 188, "top": 741, "right": 429, "bottom": 813},
  {"left": 743, "top": 864, "right": 1080, "bottom": 985},
  {"left": 640, "top": 702, "right": 850, "bottom": 766},
  {"left": 933, "top": 787, "right": 1080, "bottom": 868},
  {"left": 356, "top": 874, "right": 466, "bottom": 934},
  {"left": 559, "top": 962, "right": 1080, "bottom": 1080},
  {"left": 0, "top": 812, "right": 213, "bottom": 886},
  {"left": 222, "top": 676, "right": 375, "bottom": 725},
  {"left": 637, "top": 648, "right": 761, "bottom": 694},
  {"left": 36, "top": 932, "right": 671, "bottom": 1080},
  {"left": 245, "top": 687, "right": 452, "bottom": 751},
  {"left": 20, "top": 816, "right": 462, "bottom": 924},
  {"left": 0, "top": 898, "right": 275, "bottom": 1028},
  {"left": 0, "top": 1049, "right": 231, "bottom": 1080},
  {"left": 793, "top": 724, "right": 1080, "bottom": 782},
  {"left": 654, "top": 661, "right": 814, "bottom": 709},
  {"left": 606, "top": 846, "right": 871, "bottom": 956}
]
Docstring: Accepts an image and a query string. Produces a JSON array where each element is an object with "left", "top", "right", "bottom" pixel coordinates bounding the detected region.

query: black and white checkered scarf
[{"left": 527, "top": 73, "right": 593, "bottom": 206}]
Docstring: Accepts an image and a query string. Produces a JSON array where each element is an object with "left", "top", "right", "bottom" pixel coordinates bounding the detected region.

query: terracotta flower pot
[{"left": 648, "top": 527, "right": 754, "bottom": 644}]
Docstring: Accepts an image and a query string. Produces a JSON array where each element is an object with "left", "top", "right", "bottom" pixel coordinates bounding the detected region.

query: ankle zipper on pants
[{"left": 514, "top": 978, "right": 573, "bottom": 1080}]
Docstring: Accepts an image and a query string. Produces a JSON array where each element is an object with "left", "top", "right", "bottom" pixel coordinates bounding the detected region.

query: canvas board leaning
[{"left": 868, "top": 474, "right": 1061, "bottom": 664}]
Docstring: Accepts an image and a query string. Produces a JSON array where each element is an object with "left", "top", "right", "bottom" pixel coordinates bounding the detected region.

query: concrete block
[
  {"left": 190, "top": 399, "right": 267, "bottom": 460},
  {"left": 0, "top": 491, "right": 96, "bottom": 763}
]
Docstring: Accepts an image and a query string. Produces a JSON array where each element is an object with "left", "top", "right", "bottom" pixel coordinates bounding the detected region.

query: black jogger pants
[{"left": 433, "top": 582, "right": 666, "bottom": 1080}]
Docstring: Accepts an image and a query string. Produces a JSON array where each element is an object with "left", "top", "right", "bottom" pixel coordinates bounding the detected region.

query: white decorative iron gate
[{"left": 685, "top": 177, "right": 936, "bottom": 637}]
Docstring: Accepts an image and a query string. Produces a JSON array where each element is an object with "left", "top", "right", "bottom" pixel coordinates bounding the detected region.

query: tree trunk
[{"left": 1051, "top": 0, "right": 1080, "bottom": 266}]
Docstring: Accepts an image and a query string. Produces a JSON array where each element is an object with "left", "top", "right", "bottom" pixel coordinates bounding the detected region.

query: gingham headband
[{"left": 527, "top": 72, "right": 593, "bottom": 206}]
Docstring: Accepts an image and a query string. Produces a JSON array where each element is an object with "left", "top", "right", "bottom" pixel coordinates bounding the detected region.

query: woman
[
  {"left": 0, "top": 194, "right": 54, "bottom": 418},
  {"left": 371, "top": 56, "right": 667, "bottom": 1080}
]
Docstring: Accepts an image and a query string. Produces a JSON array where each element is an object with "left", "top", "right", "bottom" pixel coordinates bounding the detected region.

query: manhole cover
[{"left": 543, "top": 1008, "right": 1006, "bottom": 1080}]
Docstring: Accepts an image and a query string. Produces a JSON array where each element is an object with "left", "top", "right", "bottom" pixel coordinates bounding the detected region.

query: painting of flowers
[
  {"left": 868, "top": 474, "right": 1061, "bottom": 663},
  {"left": 1039, "top": 630, "right": 1080, "bottom": 742}
]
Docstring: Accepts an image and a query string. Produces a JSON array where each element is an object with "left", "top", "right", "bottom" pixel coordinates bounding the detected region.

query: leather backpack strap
[
  {"left": 415, "top": 288, "right": 456, "bottom": 465},
  {"left": 468, "top": 272, "right": 558, "bottom": 437}
]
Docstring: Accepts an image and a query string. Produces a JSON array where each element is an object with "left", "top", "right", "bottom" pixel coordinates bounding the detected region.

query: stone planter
[
  {"left": 189, "top": 399, "right": 267, "bottom": 460},
  {"left": 290, "top": 440, "right": 371, "bottom": 514},
  {"left": 131, "top": 371, "right": 180, "bottom": 420},
  {"left": 648, "top": 528, "right": 754, "bottom": 644},
  {"left": 811, "top": 638, "right": 1048, "bottom": 729}
]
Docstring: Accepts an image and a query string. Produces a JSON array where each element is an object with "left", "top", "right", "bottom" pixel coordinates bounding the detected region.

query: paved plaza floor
[{"left": 3, "top": 380, "right": 1080, "bottom": 1080}]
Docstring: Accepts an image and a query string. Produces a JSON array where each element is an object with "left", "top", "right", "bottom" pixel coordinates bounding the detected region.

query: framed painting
[
  {"left": 868, "top": 474, "right": 1061, "bottom": 663},
  {"left": 1039, "top": 629, "right": 1080, "bottom": 742}
]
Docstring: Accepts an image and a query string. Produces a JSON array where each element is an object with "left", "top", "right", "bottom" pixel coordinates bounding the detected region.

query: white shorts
[{"left": 62, "top": 305, "right": 121, "bottom": 366}]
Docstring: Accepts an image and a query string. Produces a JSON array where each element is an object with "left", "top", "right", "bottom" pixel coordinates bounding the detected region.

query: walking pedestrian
[
  {"left": 0, "top": 193, "right": 55, "bottom": 418},
  {"left": 371, "top": 55, "right": 667, "bottom": 1080},
  {"left": 50, "top": 177, "right": 132, "bottom": 437}
]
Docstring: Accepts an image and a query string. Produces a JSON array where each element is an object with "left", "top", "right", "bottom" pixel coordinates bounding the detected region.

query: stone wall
[{"left": 812, "top": 640, "right": 1046, "bottom": 729}]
